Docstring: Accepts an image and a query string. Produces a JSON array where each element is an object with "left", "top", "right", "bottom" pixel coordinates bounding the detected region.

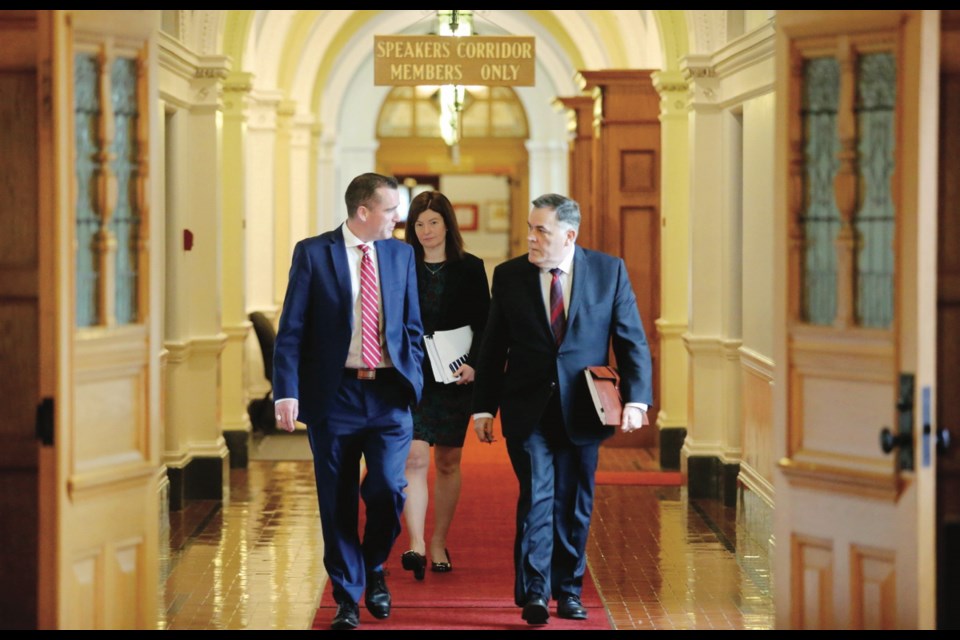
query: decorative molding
[
  {"left": 651, "top": 69, "right": 689, "bottom": 115},
  {"left": 654, "top": 81, "right": 689, "bottom": 94},
  {"left": 224, "top": 71, "right": 254, "bottom": 94},
  {"left": 654, "top": 10, "right": 687, "bottom": 69},
  {"left": 163, "top": 333, "right": 228, "bottom": 361},
  {"left": 158, "top": 30, "right": 199, "bottom": 81},
  {"left": 163, "top": 450, "right": 191, "bottom": 469},
  {"left": 739, "top": 346, "right": 774, "bottom": 379},
  {"left": 187, "top": 438, "right": 231, "bottom": 460},
  {"left": 223, "top": 320, "right": 253, "bottom": 340},
  {"left": 654, "top": 317, "right": 689, "bottom": 337},
  {"left": 164, "top": 340, "right": 191, "bottom": 363},
  {"left": 195, "top": 64, "right": 229, "bottom": 80},
  {"left": 688, "top": 9, "right": 727, "bottom": 55},
  {"left": 779, "top": 457, "right": 900, "bottom": 501},
  {"left": 713, "top": 19, "right": 776, "bottom": 79},
  {"left": 69, "top": 461, "right": 157, "bottom": 499},
  {"left": 178, "top": 9, "right": 220, "bottom": 57},
  {"left": 682, "top": 437, "right": 725, "bottom": 460},
  {"left": 191, "top": 333, "right": 229, "bottom": 356},
  {"left": 719, "top": 445, "right": 744, "bottom": 466},
  {"left": 683, "top": 333, "right": 742, "bottom": 359},
  {"left": 680, "top": 54, "right": 720, "bottom": 106},
  {"left": 681, "top": 53, "right": 717, "bottom": 79},
  {"left": 247, "top": 91, "right": 283, "bottom": 131},
  {"left": 739, "top": 462, "right": 775, "bottom": 507}
]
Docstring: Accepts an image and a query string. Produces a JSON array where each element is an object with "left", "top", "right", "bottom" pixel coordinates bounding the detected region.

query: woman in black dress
[{"left": 400, "top": 190, "right": 490, "bottom": 580}]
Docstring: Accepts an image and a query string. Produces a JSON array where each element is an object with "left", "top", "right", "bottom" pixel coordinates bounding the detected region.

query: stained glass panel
[{"left": 800, "top": 57, "right": 842, "bottom": 325}]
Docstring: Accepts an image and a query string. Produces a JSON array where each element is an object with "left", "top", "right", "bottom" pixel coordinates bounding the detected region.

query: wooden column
[
  {"left": 553, "top": 96, "right": 596, "bottom": 249},
  {"left": 577, "top": 70, "right": 661, "bottom": 448}
]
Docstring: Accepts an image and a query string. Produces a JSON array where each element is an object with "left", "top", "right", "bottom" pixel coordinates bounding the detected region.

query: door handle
[
  {"left": 880, "top": 427, "right": 909, "bottom": 453},
  {"left": 35, "top": 397, "right": 54, "bottom": 446},
  {"left": 879, "top": 373, "right": 914, "bottom": 470},
  {"left": 937, "top": 426, "right": 951, "bottom": 454}
]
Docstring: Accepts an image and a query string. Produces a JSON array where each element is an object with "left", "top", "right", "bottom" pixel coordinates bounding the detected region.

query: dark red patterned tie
[{"left": 550, "top": 268, "right": 566, "bottom": 346}]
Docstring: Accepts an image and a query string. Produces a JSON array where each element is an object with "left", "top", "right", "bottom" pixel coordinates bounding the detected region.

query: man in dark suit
[
  {"left": 273, "top": 172, "right": 424, "bottom": 631},
  {"left": 472, "top": 193, "right": 652, "bottom": 625}
]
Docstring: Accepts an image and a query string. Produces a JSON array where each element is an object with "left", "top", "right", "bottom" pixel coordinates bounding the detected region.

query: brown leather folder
[{"left": 583, "top": 366, "right": 649, "bottom": 428}]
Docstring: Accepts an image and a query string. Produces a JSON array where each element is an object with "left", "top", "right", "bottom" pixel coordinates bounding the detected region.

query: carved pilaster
[
  {"left": 553, "top": 95, "right": 595, "bottom": 248},
  {"left": 681, "top": 54, "right": 720, "bottom": 112}
]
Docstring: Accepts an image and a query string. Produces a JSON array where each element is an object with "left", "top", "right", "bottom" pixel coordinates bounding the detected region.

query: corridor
[{"left": 160, "top": 441, "right": 773, "bottom": 630}]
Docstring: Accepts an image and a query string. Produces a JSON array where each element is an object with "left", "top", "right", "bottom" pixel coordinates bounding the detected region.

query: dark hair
[
  {"left": 531, "top": 193, "right": 581, "bottom": 231},
  {"left": 345, "top": 172, "right": 399, "bottom": 218},
  {"left": 403, "top": 190, "right": 465, "bottom": 262}
]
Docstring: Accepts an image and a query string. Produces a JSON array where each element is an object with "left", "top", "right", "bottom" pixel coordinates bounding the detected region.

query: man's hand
[
  {"left": 474, "top": 416, "right": 496, "bottom": 443},
  {"left": 275, "top": 399, "right": 299, "bottom": 433},
  {"left": 620, "top": 405, "right": 646, "bottom": 433}
]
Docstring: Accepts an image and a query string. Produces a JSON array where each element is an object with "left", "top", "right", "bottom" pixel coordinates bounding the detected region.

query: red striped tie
[
  {"left": 550, "top": 268, "right": 566, "bottom": 346},
  {"left": 358, "top": 244, "right": 381, "bottom": 369}
]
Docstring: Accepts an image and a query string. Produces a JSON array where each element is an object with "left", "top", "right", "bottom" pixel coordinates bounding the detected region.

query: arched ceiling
[
  {"left": 215, "top": 10, "right": 679, "bottom": 119},
  {"left": 177, "top": 10, "right": 706, "bottom": 148}
]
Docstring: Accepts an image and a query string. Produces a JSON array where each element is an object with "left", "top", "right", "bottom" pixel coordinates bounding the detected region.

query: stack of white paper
[{"left": 424, "top": 325, "right": 473, "bottom": 384}]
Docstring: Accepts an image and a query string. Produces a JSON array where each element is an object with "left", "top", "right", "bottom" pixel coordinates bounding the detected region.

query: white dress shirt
[{"left": 341, "top": 223, "right": 392, "bottom": 370}]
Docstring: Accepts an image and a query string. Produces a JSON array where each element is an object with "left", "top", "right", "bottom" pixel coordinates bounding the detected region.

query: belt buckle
[{"left": 357, "top": 368, "right": 376, "bottom": 380}]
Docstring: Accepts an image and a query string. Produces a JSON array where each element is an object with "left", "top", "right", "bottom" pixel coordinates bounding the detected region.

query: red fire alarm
[{"left": 183, "top": 229, "right": 194, "bottom": 251}]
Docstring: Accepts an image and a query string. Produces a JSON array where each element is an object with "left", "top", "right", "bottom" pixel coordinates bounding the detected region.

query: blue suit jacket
[
  {"left": 273, "top": 225, "right": 424, "bottom": 425},
  {"left": 472, "top": 245, "right": 652, "bottom": 445}
]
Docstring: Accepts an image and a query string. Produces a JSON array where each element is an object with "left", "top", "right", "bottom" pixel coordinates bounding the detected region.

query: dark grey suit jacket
[{"left": 472, "top": 245, "right": 652, "bottom": 445}]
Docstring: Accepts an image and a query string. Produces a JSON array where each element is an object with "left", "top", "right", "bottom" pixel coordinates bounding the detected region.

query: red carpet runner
[
  {"left": 312, "top": 431, "right": 612, "bottom": 630},
  {"left": 595, "top": 469, "right": 681, "bottom": 486}
]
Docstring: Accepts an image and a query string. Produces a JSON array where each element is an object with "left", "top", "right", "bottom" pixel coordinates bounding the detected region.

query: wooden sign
[{"left": 374, "top": 35, "right": 535, "bottom": 86}]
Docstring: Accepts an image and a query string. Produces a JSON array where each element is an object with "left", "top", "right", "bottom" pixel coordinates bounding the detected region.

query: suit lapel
[
  {"left": 522, "top": 260, "right": 553, "bottom": 344},
  {"left": 566, "top": 246, "right": 587, "bottom": 334},
  {"left": 374, "top": 239, "right": 396, "bottom": 326},
  {"left": 328, "top": 226, "right": 353, "bottom": 329}
]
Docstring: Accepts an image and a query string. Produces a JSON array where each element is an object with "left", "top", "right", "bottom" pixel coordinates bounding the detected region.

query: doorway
[{"left": 937, "top": 10, "right": 960, "bottom": 629}]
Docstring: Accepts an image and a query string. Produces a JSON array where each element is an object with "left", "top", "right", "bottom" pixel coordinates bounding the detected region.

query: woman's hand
[{"left": 453, "top": 364, "right": 476, "bottom": 384}]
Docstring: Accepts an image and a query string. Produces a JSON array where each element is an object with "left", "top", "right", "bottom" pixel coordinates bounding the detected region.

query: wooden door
[
  {"left": 774, "top": 10, "right": 940, "bottom": 629},
  {"left": 936, "top": 10, "right": 960, "bottom": 630},
  {"left": 578, "top": 70, "right": 661, "bottom": 448},
  {"left": 0, "top": 10, "right": 42, "bottom": 629},
  {"left": 37, "top": 10, "right": 163, "bottom": 629}
]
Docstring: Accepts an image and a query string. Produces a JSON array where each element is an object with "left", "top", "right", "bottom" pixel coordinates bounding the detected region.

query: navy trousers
[
  {"left": 307, "top": 372, "right": 413, "bottom": 606},
  {"left": 505, "top": 395, "right": 600, "bottom": 606}
]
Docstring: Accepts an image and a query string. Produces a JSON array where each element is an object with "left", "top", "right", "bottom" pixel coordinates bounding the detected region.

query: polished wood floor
[{"left": 159, "top": 438, "right": 773, "bottom": 630}]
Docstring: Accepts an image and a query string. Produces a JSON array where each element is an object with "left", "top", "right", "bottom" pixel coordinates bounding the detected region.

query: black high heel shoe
[
  {"left": 431, "top": 548, "right": 452, "bottom": 573},
  {"left": 401, "top": 550, "right": 426, "bottom": 581}
]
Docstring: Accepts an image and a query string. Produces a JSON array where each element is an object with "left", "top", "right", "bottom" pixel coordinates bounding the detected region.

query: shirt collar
[
  {"left": 544, "top": 247, "right": 575, "bottom": 275},
  {"left": 342, "top": 221, "right": 369, "bottom": 251}
]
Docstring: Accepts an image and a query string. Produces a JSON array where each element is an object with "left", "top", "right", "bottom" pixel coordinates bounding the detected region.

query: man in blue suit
[
  {"left": 472, "top": 193, "right": 652, "bottom": 625},
  {"left": 273, "top": 172, "right": 424, "bottom": 630}
]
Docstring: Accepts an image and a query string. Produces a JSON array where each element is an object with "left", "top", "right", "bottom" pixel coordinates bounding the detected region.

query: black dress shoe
[
  {"left": 521, "top": 595, "right": 550, "bottom": 625},
  {"left": 557, "top": 595, "right": 588, "bottom": 620},
  {"left": 331, "top": 600, "right": 360, "bottom": 630},
  {"left": 401, "top": 550, "right": 427, "bottom": 581},
  {"left": 364, "top": 570, "right": 391, "bottom": 619},
  {"left": 430, "top": 548, "right": 452, "bottom": 573}
]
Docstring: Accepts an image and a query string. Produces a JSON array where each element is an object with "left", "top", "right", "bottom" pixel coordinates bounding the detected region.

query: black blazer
[
  {"left": 418, "top": 252, "right": 490, "bottom": 381},
  {"left": 472, "top": 245, "right": 652, "bottom": 445}
]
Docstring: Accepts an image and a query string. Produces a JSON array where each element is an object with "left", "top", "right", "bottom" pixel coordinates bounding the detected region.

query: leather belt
[{"left": 344, "top": 367, "right": 393, "bottom": 380}]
